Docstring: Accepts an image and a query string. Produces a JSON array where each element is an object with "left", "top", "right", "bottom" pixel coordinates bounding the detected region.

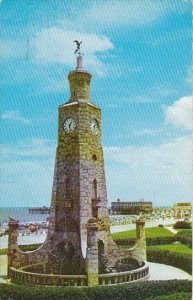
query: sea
[{"left": 0, "top": 207, "right": 49, "bottom": 227}]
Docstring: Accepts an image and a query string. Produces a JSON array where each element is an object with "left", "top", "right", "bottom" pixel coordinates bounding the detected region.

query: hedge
[
  {"left": 176, "top": 230, "right": 192, "bottom": 248},
  {"left": 147, "top": 249, "right": 192, "bottom": 274},
  {"left": 145, "top": 292, "right": 192, "bottom": 300},
  {"left": 173, "top": 221, "right": 191, "bottom": 229},
  {"left": 114, "top": 235, "right": 192, "bottom": 248},
  {"left": 0, "top": 280, "right": 191, "bottom": 300}
]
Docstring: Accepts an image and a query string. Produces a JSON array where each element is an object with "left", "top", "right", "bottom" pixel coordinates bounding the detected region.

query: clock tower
[
  {"left": 7, "top": 50, "right": 148, "bottom": 286},
  {"left": 46, "top": 54, "right": 117, "bottom": 273}
]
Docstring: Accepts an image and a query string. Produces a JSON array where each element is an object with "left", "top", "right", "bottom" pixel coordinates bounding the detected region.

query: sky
[{"left": 0, "top": 0, "right": 192, "bottom": 207}]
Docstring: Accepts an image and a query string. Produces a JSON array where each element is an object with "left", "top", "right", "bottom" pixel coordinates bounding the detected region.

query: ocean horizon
[{"left": 0, "top": 207, "right": 49, "bottom": 224}]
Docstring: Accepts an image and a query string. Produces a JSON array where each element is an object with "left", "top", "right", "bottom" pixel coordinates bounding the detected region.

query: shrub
[
  {"left": 147, "top": 244, "right": 191, "bottom": 255},
  {"left": 0, "top": 285, "right": 88, "bottom": 300},
  {"left": 114, "top": 235, "right": 192, "bottom": 248},
  {"left": 176, "top": 229, "right": 192, "bottom": 238},
  {"left": 176, "top": 230, "right": 192, "bottom": 248},
  {"left": 145, "top": 292, "right": 192, "bottom": 300},
  {"left": 173, "top": 221, "right": 191, "bottom": 229},
  {"left": 147, "top": 248, "right": 192, "bottom": 274},
  {"left": 0, "top": 280, "right": 191, "bottom": 300}
]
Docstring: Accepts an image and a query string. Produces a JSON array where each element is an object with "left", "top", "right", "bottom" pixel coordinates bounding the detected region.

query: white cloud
[
  {"left": 34, "top": 28, "right": 113, "bottom": 76},
  {"left": 2, "top": 110, "right": 32, "bottom": 124},
  {"left": 104, "top": 135, "right": 192, "bottom": 205},
  {"left": 164, "top": 96, "right": 192, "bottom": 131},
  {"left": 71, "top": 1, "right": 170, "bottom": 29}
]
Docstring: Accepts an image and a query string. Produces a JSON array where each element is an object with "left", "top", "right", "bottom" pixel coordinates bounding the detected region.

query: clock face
[
  {"left": 90, "top": 119, "right": 99, "bottom": 134},
  {"left": 63, "top": 117, "right": 76, "bottom": 133}
]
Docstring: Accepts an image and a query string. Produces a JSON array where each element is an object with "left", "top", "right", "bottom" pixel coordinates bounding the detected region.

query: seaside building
[
  {"left": 7, "top": 49, "right": 149, "bottom": 287},
  {"left": 111, "top": 199, "right": 153, "bottom": 215},
  {"left": 173, "top": 202, "right": 192, "bottom": 219}
]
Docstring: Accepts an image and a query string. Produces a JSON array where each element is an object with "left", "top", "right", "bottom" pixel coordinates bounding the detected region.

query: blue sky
[{"left": 1, "top": 0, "right": 192, "bottom": 207}]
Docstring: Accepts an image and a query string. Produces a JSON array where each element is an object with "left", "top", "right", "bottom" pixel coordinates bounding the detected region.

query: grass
[
  {"left": 147, "top": 244, "right": 192, "bottom": 255},
  {"left": 0, "top": 243, "right": 42, "bottom": 255},
  {"left": 112, "top": 226, "right": 174, "bottom": 240},
  {"left": 0, "top": 249, "right": 7, "bottom": 255}
]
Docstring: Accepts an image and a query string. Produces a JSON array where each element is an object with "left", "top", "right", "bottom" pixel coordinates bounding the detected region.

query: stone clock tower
[
  {"left": 46, "top": 55, "right": 116, "bottom": 273},
  {"left": 7, "top": 53, "right": 148, "bottom": 285}
]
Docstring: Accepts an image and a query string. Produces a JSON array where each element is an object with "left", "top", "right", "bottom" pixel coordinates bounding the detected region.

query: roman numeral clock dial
[{"left": 63, "top": 117, "right": 76, "bottom": 133}]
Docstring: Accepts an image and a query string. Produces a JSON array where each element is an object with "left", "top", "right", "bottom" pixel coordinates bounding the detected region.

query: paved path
[
  {"left": 0, "top": 232, "right": 47, "bottom": 249},
  {"left": 0, "top": 220, "right": 179, "bottom": 249},
  {"left": 164, "top": 226, "right": 178, "bottom": 234},
  {"left": 0, "top": 219, "right": 180, "bottom": 249},
  {"left": 148, "top": 262, "right": 192, "bottom": 281}
]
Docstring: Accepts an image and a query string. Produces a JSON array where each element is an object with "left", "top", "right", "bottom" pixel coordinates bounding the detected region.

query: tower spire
[
  {"left": 68, "top": 41, "right": 92, "bottom": 103},
  {"left": 76, "top": 54, "right": 83, "bottom": 70}
]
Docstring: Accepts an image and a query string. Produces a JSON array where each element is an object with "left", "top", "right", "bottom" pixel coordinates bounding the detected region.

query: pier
[{"left": 28, "top": 207, "right": 50, "bottom": 215}]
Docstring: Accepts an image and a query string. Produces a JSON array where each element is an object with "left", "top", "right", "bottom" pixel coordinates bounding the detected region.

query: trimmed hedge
[
  {"left": 173, "top": 221, "right": 191, "bottom": 229},
  {"left": 176, "top": 230, "right": 192, "bottom": 248},
  {"left": 0, "top": 280, "right": 192, "bottom": 300},
  {"left": 145, "top": 292, "right": 192, "bottom": 300},
  {"left": 147, "top": 249, "right": 192, "bottom": 274},
  {"left": 114, "top": 235, "right": 192, "bottom": 248}
]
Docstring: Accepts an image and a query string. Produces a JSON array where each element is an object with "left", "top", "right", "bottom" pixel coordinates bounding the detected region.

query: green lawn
[
  {"left": 147, "top": 244, "right": 192, "bottom": 255},
  {"left": 112, "top": 226, "right": 174, "bottom": 240}
]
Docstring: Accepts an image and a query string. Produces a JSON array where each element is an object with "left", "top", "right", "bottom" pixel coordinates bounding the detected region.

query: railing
[
  {"left": 9, "top": 262, "right": 149, "bottom": 287},
  {"left": 98, "top": 263, "right": 149, "bottom": 286},
  {"left": 9, "top": 267, "right": 88, "bottom": 287}
]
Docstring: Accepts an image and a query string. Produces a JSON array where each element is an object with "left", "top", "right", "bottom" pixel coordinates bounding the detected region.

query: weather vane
[{"left": 73, "top": 40, "right": 83, "bottom": 55}]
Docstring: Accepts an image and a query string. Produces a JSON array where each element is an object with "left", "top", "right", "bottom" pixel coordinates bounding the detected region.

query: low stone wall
[
  {"left": 9, "top": 267, "right": 88, "bottom": 287},
  {"left": 9, "top": 262, "right": 149, "bottom": 287},
  {"left": 98, "top": 262, "right": 149, "bottom": 285}
]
